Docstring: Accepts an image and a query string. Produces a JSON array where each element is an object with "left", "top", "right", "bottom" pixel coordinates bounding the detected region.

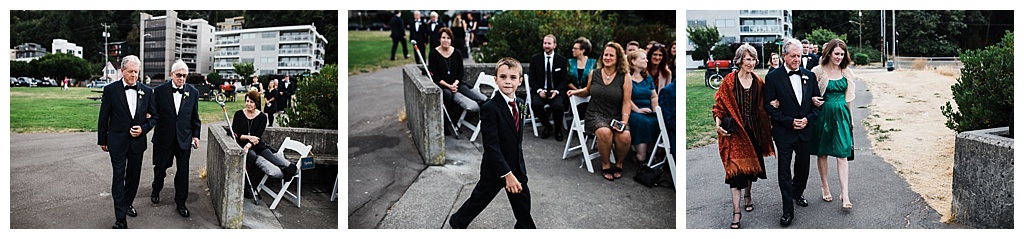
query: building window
[
  {"left": 241, "top": 58, "right": 254, "bottom": 63},
  {"left": 242, "top": 33, "right": 257, "bottom": 39},
  {"left": 260, "top": 70, "right": 274, "bottom": 75},
  {"left": 687, "top": 20, "right": 707, "bottom": 27},
  {"left": 262, "top": 32, "right": 276, "bottom": 38},
  {"left": 261, "top": 57, "right": 275, "bottom": 63},
  {"left": 715, "top": 19, "right": 736, "bottom": 28},
  {"left": 241, "top": 45, "right": 255, "bottom": 51},
  {"left": 261, "top": 45, "right": 275, "bottom": 51}
]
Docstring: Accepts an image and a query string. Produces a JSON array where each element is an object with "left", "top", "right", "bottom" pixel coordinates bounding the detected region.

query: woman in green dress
[{"left": 809, "top": 39, "right": 856, "bottom": 209}]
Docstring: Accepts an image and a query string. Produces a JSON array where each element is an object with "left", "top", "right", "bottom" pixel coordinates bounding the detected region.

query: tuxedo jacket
[
  {"left": 97, "top": 80, "right": 157, "bottom": 155},
  {"left": 762, "top": 67, "right": 821, "bottom": 144},
  {"left": 410, "top": 19, "right": 428, "bottom": 44},
  {"left": 281, "top": 79, "right": 296, "bottom": 97},
  {"left": 151, "top": 82, "right": 201, "bottom": 151},
  {"left": 529, "top": 52, "right": 568, "bottom": 92},
  {"left": 427, "top": 20, "right": 447, "bottom": 49},
  {"left": 478, "top": 96, "right": 528, "bottom": 183},
  {"left": 802, "top": 53, "right": 820, "bottom": 73},
  {"left": 389, "top": 15, "right": 405, "bottom": 39}
]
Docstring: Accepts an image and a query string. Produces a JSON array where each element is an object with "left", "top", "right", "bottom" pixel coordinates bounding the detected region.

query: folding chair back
[
  {"left": 256, "top": 137, "right": 312, "bottom": 209},
  {"left": 457, "top": 72, "right": 500, "bottom": 141},
  {"left": 561, "top": 95, "right": 603, "bottom": 173},
  {"left": 649, "top": 106, "right": 676, "bottom": 186},
  {"left": 522, "top": 74, "right": 540, "bottom": 137}
]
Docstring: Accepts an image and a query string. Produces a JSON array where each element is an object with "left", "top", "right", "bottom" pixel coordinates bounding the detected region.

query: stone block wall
[
  {"left": 207, "top": 126, "right": 245, "bottom": 229},
  {"left": 403, "top": 65, "right": 446, "bottom": 165},
  {"left": 951, "top": 127, "right": 1014, "bottom": 228}
]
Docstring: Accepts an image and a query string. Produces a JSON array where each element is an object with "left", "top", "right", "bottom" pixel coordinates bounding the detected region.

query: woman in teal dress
[
  {"left": 568, "top": 37, "right": 598, "bottom": 115},
  {"left": 809, "top": 39, "right": 857, "bottom": 209},
  {"left": 626, "top": 49, "right": 659, "bottom": 164}
]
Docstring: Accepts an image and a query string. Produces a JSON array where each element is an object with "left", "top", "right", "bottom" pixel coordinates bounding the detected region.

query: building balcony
[
  {"left": 214, "top": 62, "right": 236, "bottom": 68},
  {"left": 280, "top": 35, "right": 312, "bottom": 42},
  {"left": 279, "top": 48, "right": 311, "bottom": 55},
  {"left": 739, "top": 10, "right": 785, "bottom": 17},
  {"left": 740, "top": 25, "right": 785, "bottom": 35},
  {"left": 182, "top": 38, "right": 198, "bottom": 44},
  {"left": 217, "top": 39, "right": 240, "bottom": 45},
  {"left": 278, "top": 62, "right": 312, "bottom": 68},
  {"left": 217, "top": 51, "right": 239, "bottom": 56}
]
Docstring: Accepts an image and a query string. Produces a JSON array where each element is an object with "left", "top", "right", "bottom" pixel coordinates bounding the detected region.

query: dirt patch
[{"left": 856, "top": 68, "right": 958, "bottom": 222}]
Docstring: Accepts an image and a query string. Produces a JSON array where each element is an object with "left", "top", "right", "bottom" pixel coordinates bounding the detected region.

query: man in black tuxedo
[
  {"left": 801, "top": 39, "right": 820, "bottom": 71},
  {"left": 389, "top": 11, "right": 409, "bottom": 61},
  {"left": 427, "top": 11, "right": 446, "bottom": 54},
  {"left": 150, "top": 60, "right": 201, "bottom": 218},
  {"left": 410, "top": 11, "right": 428, "bottom": 64},
  {"left": 528, "top": 34, "right": 568, "bottom": 141},
  {"left": 97, "top": 55, "right": 157, "bottom": 229},
  {"left": 763, "top": 38, "right": 822, "bottom": 227},
  {"left": 449, "top": 57, "right": 536, "bottom": 229},
  {"left": 280, "top": 75, "right": 296, "bottom": 110}
]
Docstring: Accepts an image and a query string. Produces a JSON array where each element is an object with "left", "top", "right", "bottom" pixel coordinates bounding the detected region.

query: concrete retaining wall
[
  {"left": 206, "top": 126, "right": 339, "bottom": 228},
  {"left": 950, "top": 127, "right": 1014, "bottom": 228},
  {"left": 403, "top": 65, "right": 446, "bottom": 165}
]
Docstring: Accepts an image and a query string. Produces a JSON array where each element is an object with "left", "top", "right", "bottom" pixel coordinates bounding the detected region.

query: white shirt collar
[
  {"left": 544, "top": 51, "right": 554, "bottom": 58},
  {"left": 785, "top": 64, "right": 799, "bottom": 73},
  {"left": 500, "top": 91, "right": 515, "bottom": 104},
  {"left": 123, "top": 80, "right": 135, "bottom": 88}
]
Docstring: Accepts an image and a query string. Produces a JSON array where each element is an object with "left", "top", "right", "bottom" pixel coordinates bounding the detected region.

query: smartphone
[
  {"left": 610, "top": 119, "right": 626, "bottom": 132},
  {"left": 192, "top": 141, "right": 199, "bottom": 149}
]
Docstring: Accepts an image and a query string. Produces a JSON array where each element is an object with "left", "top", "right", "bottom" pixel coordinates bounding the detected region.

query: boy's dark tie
[{"left": 509, "top": 101, "right": 519, "bottom": 132}]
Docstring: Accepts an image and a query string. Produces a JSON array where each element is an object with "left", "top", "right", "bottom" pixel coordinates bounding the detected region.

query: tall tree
[
  {"left": 233, "top": 62, "right": 255, "bottom": 79},
  {"left": 686, "top": 26, "right": 722, "bottom": 64}
]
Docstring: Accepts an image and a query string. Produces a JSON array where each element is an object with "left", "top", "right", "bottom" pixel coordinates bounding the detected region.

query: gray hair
[
  {"left": 171, "top": 59, "right": 189, "bottom": 73},
  {"left": 733, "top": 44, "right": 758, "bottom": 65},
  {"left": 781, "top": 38, "right": 802, "bottom": 56},
  {"left": 121, "top": 55, "right": 141, "bottom": 68},
  {"left": 430, "top": 11, "right": 438, "bottom": 18}
]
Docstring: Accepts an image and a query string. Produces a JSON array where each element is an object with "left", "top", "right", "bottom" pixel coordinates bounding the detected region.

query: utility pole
[{"left": 102, "top": 23, "right": 110, "bottom": 79}]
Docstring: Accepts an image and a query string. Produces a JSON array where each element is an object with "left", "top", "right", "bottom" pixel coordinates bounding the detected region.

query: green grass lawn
[
  {"left": 685, "top": 69, "right": 718, "bottom": 149},
  {"left": 348, "top": 30, "right": 416, "bottom": 75},
  {"left": 10, "top": 87, "right": 246, "bottom": 133}
]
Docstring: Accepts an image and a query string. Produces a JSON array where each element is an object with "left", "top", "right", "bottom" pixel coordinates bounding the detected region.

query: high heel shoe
[
  {"left": 821, "top": 187, "right": 833, "bottom": 202},
  {"left": 743, "top": 194, "right": 753, "bottom": 212},
  {"left": 841, "top": 196, "right": 853, "bottom": 209},
  {"left": 730, "top": 212, "right": 742, "bottom": 229}
]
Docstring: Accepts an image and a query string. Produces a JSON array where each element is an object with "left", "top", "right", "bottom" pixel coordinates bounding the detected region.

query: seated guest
[
  {"left": 567, "top": 42, "right": 632, "bottom": 181},
  {"left": 233, "top": 91, "right": 297, "bottom": 182},
  {"left": 429, "top": 27, "right": 487, "bottom": 132},
  {"left": 626, "top": 49, "right": 660, "bottom": 164},
  {"left": 659, "top": 80, "right": 676, "bottom": 155}
]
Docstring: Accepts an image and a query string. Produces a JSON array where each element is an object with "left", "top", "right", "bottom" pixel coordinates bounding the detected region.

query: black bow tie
[
  {"left": 173, "top": 88, "right": 185, "bottom": 94},
  {"left": 124, "top": 85, "right": 138, "bottom": 91},
  {"left": 788, "top": 70, "right": 801, "bottom": 76}
]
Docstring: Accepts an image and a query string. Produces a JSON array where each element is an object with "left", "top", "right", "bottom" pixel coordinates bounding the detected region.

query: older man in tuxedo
[
  {"left": 763, "top": 38, "right": 822, "bottom": 227},
  {"left": 150, "top": 60, "right": 201, "bottom": 218},
  {"left": 98, "top": 55, "right": 157, "bottom": 229}
]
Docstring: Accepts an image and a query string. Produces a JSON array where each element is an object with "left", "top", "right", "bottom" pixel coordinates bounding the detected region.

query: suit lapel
[
  {"left": 777, "top": 72, "right": 799, "bottom": 106},
  {"left": 499, "top": 98, "right": 518, "bottom": 136},
  {"left": 114, "top": 81, "right": 133, "bottom": 118}
]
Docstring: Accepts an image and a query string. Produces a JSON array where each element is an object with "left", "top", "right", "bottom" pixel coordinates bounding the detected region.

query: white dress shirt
[
  {"left": 786, "top": 65, "right": 802, "bottom": 106},
  {"left": 123, "top": 80, "right": 138, "bottom": 117},
  {"left": 173, "top": 85, "right": 184, "bottom": 115}
]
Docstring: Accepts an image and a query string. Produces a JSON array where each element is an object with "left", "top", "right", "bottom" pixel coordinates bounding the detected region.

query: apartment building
[
  {"left": 140, "top": 10, "right": 215, "bottom": 84},
  {"left": 213, "top": 24, "right": 328, "bottom": 79},
  {"left": 685, "top": 10, "right": 792, "bottom": 69}
]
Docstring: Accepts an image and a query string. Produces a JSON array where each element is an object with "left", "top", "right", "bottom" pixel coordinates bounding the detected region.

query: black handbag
[
  {"left": 720, "top": 116, "right": 736, "bottom": 134},
  {"left": 633, "top": 164, "right": 663, "bottom": 188}
]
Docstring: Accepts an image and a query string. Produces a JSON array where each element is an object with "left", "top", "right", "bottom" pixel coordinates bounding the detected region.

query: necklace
[
  {"left": 602, "top": 69, "right": 615, "bottom": 80},
  {"left": 442, "top": 52, "right": 452, "bottom": 75}
]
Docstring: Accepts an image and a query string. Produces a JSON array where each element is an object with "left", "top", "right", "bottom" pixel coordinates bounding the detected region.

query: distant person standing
[
  {"left": 410, "top": 11, "right": 428, "bottom": 64},
  {"left": 427, "top": 11, "right": 447, "bottom": 54},
  {"left": 389, "top": 11, "right": 409, "bottom": 61},
  {"left": 62, "top": 77, "right": 69, "bottom": 90},
  {"left": 280, "top": 75, "right": 295, "bottom": 110}
]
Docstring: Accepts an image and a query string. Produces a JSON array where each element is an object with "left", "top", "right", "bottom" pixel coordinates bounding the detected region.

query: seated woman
[
  {"left": 626, "top": 49, "right": 660, "bottom": 164},
  {"left": 429, "top": 27, "right": 487, "bottom": 114},
  {"left": 568, "top": 42, "right": 633, "bottom": 181},
  {"left": 234, "top": 91, "right": 297, "bottom": 181}
]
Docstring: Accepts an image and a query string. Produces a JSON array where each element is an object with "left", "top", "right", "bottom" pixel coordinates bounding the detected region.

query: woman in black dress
[
  {"left": 451, "top": 13, "right": 468, "bottom": 59},
  {"left": 234, "top": 91, "right": 296, "bottom": 182},
  {"left": 429, "top": 27, "right": 487, "bottom": 115},
  {"left": 265, "top": 79, "right": 282, "bottom": 127}
]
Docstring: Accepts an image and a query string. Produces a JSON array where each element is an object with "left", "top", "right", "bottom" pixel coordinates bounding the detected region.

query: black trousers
[
  {"left": 110, "top": 150, "right": 143, "bottom": 220},
  {"left": 530, "top": 92, "right": 565, "bottom": 131},
  {"left": 152, "top": 145, "right": 191, "bottom": 206},
  {"left": 451, "top": 178, "right": 536, "bottom": 229},
  {"left": 775, "top": 138, "right": 811, "bottom": 214},
  {"left": 391, "top": 36, "right": 408, "bottom": 60}
]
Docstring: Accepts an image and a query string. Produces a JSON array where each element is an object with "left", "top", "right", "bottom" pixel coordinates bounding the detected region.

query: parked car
[
  {"left": 18, "top": 77, "right": 36, "bottom": 87},
  {"left": 88, "top": 80, "right": 109, "bottom": 88},
  {"left": 36, "top": 79, "right": 57, "bottom": 87},
  {"left": 370, "top": 22, "right": 387, "bottom": 31},
  {"left": 10, "top": 77, "right": 17, "bottom": 87}
]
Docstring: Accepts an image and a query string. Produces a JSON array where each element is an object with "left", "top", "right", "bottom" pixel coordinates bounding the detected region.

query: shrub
[
  {"left": 853, "top": 53, "right": 870, "bottom": 65},
  {"left": 848, "top": 45, "right": 881, "bottom": 64},
  {"left": 941, "top": 31, "right": 1013, "bottom": 133},
  {"left": 912, "top": 58, "right": 928, "bottom": 70},
  {"left": 283, "top": 64, "right": 338, "bottom": 129}
]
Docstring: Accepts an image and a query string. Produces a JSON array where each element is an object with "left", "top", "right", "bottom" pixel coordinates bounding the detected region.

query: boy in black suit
[{"left": 449, "top": 57, "right": 536, "bottom": 229}]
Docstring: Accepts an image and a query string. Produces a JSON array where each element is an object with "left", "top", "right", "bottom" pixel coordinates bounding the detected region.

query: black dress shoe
[
  {"left": 126, "top": 206, "right": 138, "bottom": 217},
  {"left": 177, "top": 205, "right": 190, "bottom": 218},
  {"left": 795, "top": 196, "right": 809, "bottom": 207},
  {"left": 554, "top": 131, "right": 564, "bottom": 142},
  {"left": 448, "top": 214, "right": 465, "bottom": 229},
  {"left": 540, "top": 127, "right": 551, "bottom": 139},
  {"left": 151, "top": 194, "right": 160, "bottom": 204},
  {"left": 780, "top": 213, "right": 793, "bottom": 226},
  {"left": 111, "top": 219, "right": 127, "bottom": 229}
]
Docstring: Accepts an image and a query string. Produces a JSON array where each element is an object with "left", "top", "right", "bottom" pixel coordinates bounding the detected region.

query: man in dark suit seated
[
  {"left": 529, "top": 34, "right": 568, "bottom": 141},
  {"left": 97, "top": 55, "right": 157, "bottom": 229},
  {"left": 449, "top": 57, "right": 536, "bottom": 229},
  {"left": 763, "top": 38, "right": 822, "bottom": 227},
  {"left": 150, "top": 60, "right": 202, "bottom": 218}
]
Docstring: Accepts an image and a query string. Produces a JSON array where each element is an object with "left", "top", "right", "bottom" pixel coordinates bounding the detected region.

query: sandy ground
[{"left": 855, "top": 68, "right": 959, "bottom": 222}]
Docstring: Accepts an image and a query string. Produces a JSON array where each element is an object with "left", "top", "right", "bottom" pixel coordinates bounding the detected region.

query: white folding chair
[
  {"left": 522, "top": 74, "right": 541, "bottom": 137},
  {"left": 561, "top": 95, "right": 610, "bottom": 173},
  {"left": 649, "top": 106, "right": 676, "bottom": 186},
  {"left": 256, "top": 137, "right": 312, "bottom": 209},
  {"left": 456, "top": 72, "right": 499, "bottom": 141}
]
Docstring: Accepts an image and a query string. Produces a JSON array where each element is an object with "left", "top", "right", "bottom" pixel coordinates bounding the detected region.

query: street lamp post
[{"left": 103, "top": 23, "right": 110, "bottom": 80}]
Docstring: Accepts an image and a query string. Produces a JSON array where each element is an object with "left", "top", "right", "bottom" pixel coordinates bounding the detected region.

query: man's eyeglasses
[{"left": 173, "top": 73, "right": 188, "bottom": 78}]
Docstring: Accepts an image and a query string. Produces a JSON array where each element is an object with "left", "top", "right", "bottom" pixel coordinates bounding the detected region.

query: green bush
[
  {"left": 941, "top": 31, "right": 1013, "bottom": 133},
  {"left": 848, "top": 46, "right": 881, "bottom": 64},
  {"left": 853, "top": 53, "right": 870, "bottom": 65},
  {"left": 283, "top": 64, "right": 338, "bottom": 129},
  {"left": 478, "top": 11, "right": 673, "bottom": 64}
]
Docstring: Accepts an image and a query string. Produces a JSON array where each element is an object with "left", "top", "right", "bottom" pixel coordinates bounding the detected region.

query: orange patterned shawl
[{"left": 712, "top": 71, "right": 775, "bottom": 179}]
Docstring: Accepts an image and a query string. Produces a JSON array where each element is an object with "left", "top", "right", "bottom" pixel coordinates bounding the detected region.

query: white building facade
[
  {"left": 685, "top": 10, "right": 792, "bottom": 69},
  {"left": 213, "top": 24, "right": 328, "bottom": 79},
  {"left": 51, "top": 39, "right": 83, "bottom": 58},
  {"left": 140, "top": 10, "right": 215, "bottom": 85}
]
